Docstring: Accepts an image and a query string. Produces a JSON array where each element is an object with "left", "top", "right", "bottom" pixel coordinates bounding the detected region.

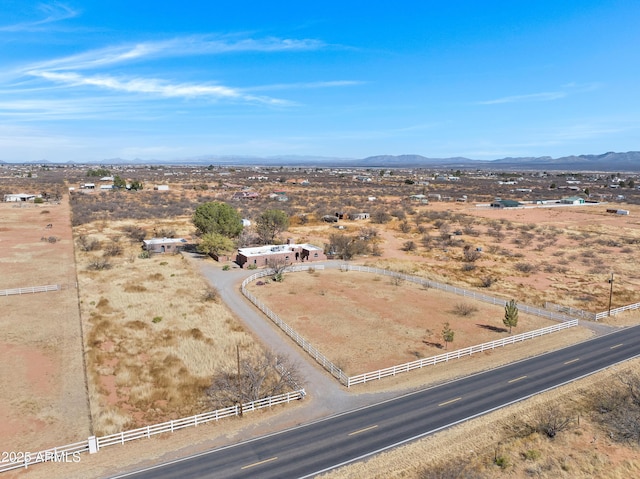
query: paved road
[{"left": 110, "top": 322, "right": 640, "bottom": 479}]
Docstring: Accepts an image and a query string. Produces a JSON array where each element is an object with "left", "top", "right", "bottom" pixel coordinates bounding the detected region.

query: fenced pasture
[{"left": 243, "top": 265, "right": 582, "bottom": 386}]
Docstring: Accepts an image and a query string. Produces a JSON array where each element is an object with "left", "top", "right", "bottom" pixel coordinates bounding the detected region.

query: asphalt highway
[{"left": 110, "top": 324, "right": 640, "bottom": 479}]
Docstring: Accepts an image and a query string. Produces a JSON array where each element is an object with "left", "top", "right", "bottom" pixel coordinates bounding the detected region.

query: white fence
[
  {"left": 241, "top": 264, "right": 581, "bottom": 388},
  {"left": 343, "top": 265, "right": 576, "bottom": 323},
  {"left": 0, "top": 284, "right": 59, "bottom": 296},
  {"left": 241, "top": 265, "right": 350, "bottom": 386},
  {"left": 0, "top": 390, "right": 305, "bottom": 473},
  {"left": 347, "top": 320, "right": 578, "bottom": 386},
  {"left": 545, "top": 300, "right": 640, "bottom": 322},
  {"left": 595, "top": 301, "right": 640, "bottom": 321}
]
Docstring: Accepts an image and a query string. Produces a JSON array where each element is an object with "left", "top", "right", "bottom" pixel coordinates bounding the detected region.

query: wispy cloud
[
  {"left": 246, "top": 80, "right": 363, "bottom": 92},
  {"left": 0, "top": 2, "right": 79, "bottom": 32},
  {"left": 27, "top": 70, "right": 293, "bottom": 105},
  {"left": 24, "top": 36, "right": 326, "bottom": 72},
  {"left": 477, "top": 91, "right": 566, "bottom": 105}
]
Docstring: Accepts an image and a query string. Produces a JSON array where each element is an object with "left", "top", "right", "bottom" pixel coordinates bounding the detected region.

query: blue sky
[{"left": 1, "top": 1, "right": 639, "bottom": 163}]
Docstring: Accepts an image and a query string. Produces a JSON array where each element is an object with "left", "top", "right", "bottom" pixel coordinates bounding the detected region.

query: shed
[
  {"left": 490, "top": 199, "right": 522, "bottom": 208},
  {"left": 143, "top": 237, "right": 187, "bottom": 254},
  {"left": 4, "top": 193, "right": 36, "bottom": 202}
]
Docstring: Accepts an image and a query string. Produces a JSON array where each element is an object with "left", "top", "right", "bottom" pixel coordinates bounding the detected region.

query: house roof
[
  {"left": 238, "top": 243, "right": 322, "bottom": 257},
  {"left": 143, "top": 238, "right": 187, "bottom": 246},
  {"left": 495, "top": 199, "right": 522, "bottom": 207}
]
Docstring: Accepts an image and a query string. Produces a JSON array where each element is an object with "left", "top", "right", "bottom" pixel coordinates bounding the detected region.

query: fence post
[{"left": 88, "top": 436, "right": 99, "bottom": 454}]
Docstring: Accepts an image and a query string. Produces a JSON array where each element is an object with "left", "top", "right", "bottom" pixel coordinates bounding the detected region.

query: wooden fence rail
[
  {"left": 0, "top": 390, "right": 305, "bottom": 473},
  {"left": 0, "top": 284, "right": 59, "bottom": 296},
  {"left": 347, "top": 320, "right": 578, "bottom": 386},
  {"left": 241, "top": 263, "right": 581, "bottom": 388}
]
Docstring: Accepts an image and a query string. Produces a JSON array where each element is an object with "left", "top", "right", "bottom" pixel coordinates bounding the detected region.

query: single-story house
[
  {"left": 236, "top": 243, "right": 327, "bottom": 268},
  {"left": 4, "top": 193, "right": 37, "bottom": 202},
  {"left": 154, "top": 185, "right": 170, "bottom": 191},
  {"left": 143, "top": 237, "right": 187, "bottom": 254},
  {"left": 560, "top": 196, "right": 585, "bottom": 205},
  {"left": 490, "top": 199, "right": 523, "bottom": 208},
  {"left": 232, "top": 191, "right": 259, "bottom": 200},
  {"left": 348, "top": 212, "right": 370, "bottom": 220}
]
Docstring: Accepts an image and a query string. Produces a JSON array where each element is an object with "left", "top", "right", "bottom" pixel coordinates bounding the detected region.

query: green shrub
[
  {"left": 152, "top": 316, "right": 162, "bottom": 324},
  {"left": 222, "top": 264, "right": 231, "bottom": 271}
]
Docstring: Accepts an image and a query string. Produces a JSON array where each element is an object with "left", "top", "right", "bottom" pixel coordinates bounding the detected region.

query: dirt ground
[
  {"left": 246, "top": 269, "right": 561, "bottom": 375},
  {"left": 0, "top": 199, "right": 91, "bottom": 452},
  {"left": 3, "top": 186, "right": 640, "bottom": 479}
]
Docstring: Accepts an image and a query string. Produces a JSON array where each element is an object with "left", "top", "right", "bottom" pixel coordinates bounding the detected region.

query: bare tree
[
  {"left": 206, "top": 350, "right": 303, "bottom": 408},
  {"left": 267, "top": 256, "right": 291, "bottom": 282}
]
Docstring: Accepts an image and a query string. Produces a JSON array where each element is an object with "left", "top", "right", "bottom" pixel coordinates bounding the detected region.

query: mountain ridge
[{"left": 5, "top": 151, "right": 640, "bottom": 171}]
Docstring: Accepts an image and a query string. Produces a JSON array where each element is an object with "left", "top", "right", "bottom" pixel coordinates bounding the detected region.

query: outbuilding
[{"left": 143, "top": 237, "right": 187, "bottom": 254}]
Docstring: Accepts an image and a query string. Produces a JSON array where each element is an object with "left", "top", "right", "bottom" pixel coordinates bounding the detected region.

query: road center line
[
  {"left": 241, "top": 456, "right": 278, "bottom": 470},
  {"left": 348, "top": 425, "right": 378, "bottom": 436},
  {"left": 564, "top": 358, "right": 580, "bottom": 365},
  {"left": 610, "top": 343, "right": 623, "bottom": 349},
  {"left": 438, "top": 397, "right": 462, "bottom": 407},
  {"left": 508, "top": 375, "right": 527, "bottom": 383}
]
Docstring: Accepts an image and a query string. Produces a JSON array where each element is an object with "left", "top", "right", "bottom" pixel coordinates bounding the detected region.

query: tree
[
  {"left": 504, "top": 299, "right": 519, "bottom": 334},
  {"left": 206, "top": 350, "right": 303, "bottom": 408},
  {"left": 442, "top": 322, "right": 455, "bottom": 350},
  {"left": 256, "top": 209, "right": 289, "bottom": 244},
  {"left": 266, "top": 257, "right": 290, "bottom": 282},
  {"left": 192, "top": 202, "right": 243, "bottom": 237},
  {"left": 197, "top": 232, "right": 235, "bottom": 257},
  {"left": 128, "top": 179, "right": 143, "bottom": 191},
  {"left": 113, "top": 175, "right": 126, "bottom": 189}
]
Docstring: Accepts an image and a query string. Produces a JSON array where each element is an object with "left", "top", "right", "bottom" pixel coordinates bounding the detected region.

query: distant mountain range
[{"left": 5, "top": 151, "right": 640, "bottom": 171}]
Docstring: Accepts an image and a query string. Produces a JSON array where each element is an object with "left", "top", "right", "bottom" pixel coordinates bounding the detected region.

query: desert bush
[
  {"left": 534, "top": 404, "right": 575, "bottom": 438},
  {"left": 402, "top": 240, "right": 417, "bottom": 252},
  {"left": 87, "top": 258, "right": 112, "bottom": 270},
  {"left": 370, "top": 209, "right": 391, "bottom": 224},
  {"left": 203, "top": 287, "right": 219, "bottom": 302},
  {"left": 453, "top": 303, "right": 478, "bottom": 317},
  {"left": 480, "top": 276, "right": 495, "bottom": 288},
  {"left": 122, "top": 225, "right": 146, "bottom": 242},
  {"left": 399, "top": 220, "right": 412, "bottom": 233},
  {"left": 463, "top": 246, "right": 481, "bottom": 262},
  {"left": 514, "top": 262, "right": 536, "bottom": 274},
  {"left": 103, "top": 242, "right": 123, "bottom": 257},
  {"left": 78, "top": 234, "right": 101, "bottom": 252},
  {"left": 461, "top": 263, "right": 476, "bottom": 272}
]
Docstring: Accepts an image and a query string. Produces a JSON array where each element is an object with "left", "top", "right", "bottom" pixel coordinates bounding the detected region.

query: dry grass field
[
  {"left": 0, "top": 199, "right": 90, "bottom": 452},
  {"left": 246, "top": 269, "right": 561, "bottom": 375},
  {"left": 73, "top": 217, "right": 265, "bottom": 435}
]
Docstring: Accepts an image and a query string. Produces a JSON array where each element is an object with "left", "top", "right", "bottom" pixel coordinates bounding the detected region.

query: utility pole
[{"left": 608, "top": 272, "right": 614, "bottom": 317}]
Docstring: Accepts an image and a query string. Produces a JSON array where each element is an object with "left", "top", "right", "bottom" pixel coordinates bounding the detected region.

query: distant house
[
  {"left": 348, "top": 212, "right": 370, "bottom": 220},
  {"left": 100, "top": 184, "right": 113, "bottom": 190},
  {"left": 490, "top": 199, "right": 523, "bottom": 208},
  {"left": 143, "top": 237, "right": 187, "bottom": 254},
  {"left": 4, "top": 193, "right": 36, "bottom": 202},
  {"left": 154, "top": 185, "right": 170, "bottom": 191},
  {"left": 409, "top": 194, "right": 427, "bottom": 202},
  {"left": 560, "top": 196, "right": 585, "bottom": 205},
  {"left": 236, "top": 243, "right": 327, "bottom": 268},
  {"left": 232, "top": 191, "right": 259, "bottom": 200}
]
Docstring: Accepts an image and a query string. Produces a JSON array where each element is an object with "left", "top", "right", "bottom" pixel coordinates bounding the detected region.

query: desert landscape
[{"left": 1, "top": 163, "right": 640, "bottom": 479}]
